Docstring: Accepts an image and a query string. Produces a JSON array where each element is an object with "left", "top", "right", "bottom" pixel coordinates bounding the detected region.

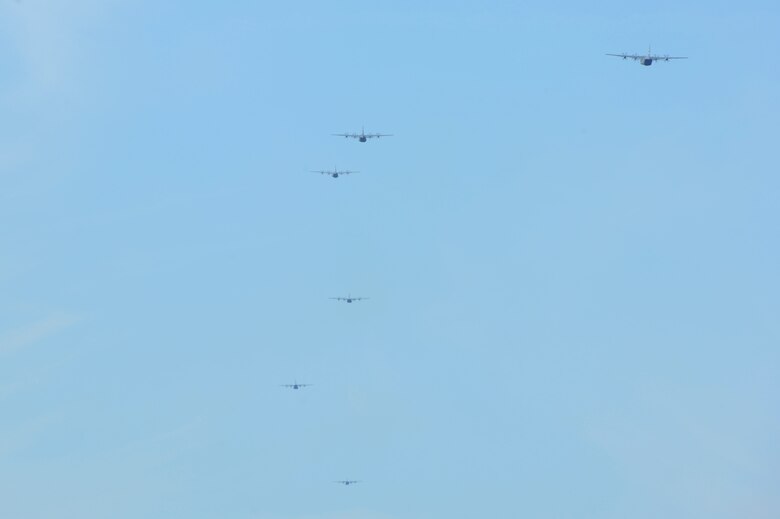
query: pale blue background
[{"left": 1, "top": 1, "right": 778, "bottom": 518}]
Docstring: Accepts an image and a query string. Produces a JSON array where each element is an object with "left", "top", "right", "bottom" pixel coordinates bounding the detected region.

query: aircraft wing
[
  {"left": 332, "top": 133, "right": 359, "bottom": 139},
  {"left": 654, "top": 55, "right": 688, "bottom": 60},
  {"left": 606, "top": 53, "right": 642, "bottom": 60},
  {"left": 365, "top": 133, "right": 392, "bottom": 138}
]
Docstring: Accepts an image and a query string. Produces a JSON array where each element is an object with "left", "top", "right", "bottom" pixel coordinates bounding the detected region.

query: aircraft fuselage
[
  {"left": 642, "top": 58, "right": 653, "bottom": 66},
  {"left": 359, "top": 136, "right": 367, "bottom": 142}
]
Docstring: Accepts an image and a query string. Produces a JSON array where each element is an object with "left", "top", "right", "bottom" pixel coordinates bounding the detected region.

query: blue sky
[{"left": 1, "top": 1, "right": 779, "bottom": 518}]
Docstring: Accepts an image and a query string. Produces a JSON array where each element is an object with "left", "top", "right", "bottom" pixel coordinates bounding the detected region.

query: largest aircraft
[
  {"left": 332, "top": 127, "right": 392, "bottom": 142},
  {"left": 607, "top": 46, "right": 687, "bottom": 66}
]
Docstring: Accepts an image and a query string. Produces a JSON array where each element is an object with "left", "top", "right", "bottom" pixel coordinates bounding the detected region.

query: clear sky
[{"left": 1, "top": 1, "right": 779, "bottom": 518}]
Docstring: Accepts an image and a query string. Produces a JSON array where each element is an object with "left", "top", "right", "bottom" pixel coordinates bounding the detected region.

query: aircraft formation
[
  {"left": 288, "top": 125, "right": 392, "bottom": 488},
  {"left": 294, "top": 46, "right": 687, "bottom": 491}
]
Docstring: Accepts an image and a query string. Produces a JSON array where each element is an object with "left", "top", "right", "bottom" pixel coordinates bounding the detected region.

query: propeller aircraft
[
  {"left": 329, "top": 295, "right": 368, "bottom": 304},
  {"left": 607, "top": 46, "right": 687, "bottom": 66},
  {"left": 312, "top": 167, "right": 358, "bottom": 179},
  {"left": 332, "top": 126, "right": 392, "bottom": 142},
  {"left": 281, "top": 382, "right": 312, "bottom": 390}
]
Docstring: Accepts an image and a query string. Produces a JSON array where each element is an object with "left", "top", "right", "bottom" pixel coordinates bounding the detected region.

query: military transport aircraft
[
  {"left": 281, "top": 382, "right": 311, "bottom": 390},
  {"left": 329, "top": 295, "right": 368, "bottom": 304},
  {"left": 312, "top": 167, "right": 357, "bottom": 179},
  {"left": 607, "top": 46, "right": 687, "bottom": 66},
  {"left": 335, "top": 480, "right": 360, "bottom": 486},
  {"left": 332, "top": 127, "right": 392, "bottom": 142}
]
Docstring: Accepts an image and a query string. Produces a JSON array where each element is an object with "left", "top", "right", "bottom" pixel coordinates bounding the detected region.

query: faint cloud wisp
[{"left": 0, "top": 312, "right": 81, "bottom": 356}]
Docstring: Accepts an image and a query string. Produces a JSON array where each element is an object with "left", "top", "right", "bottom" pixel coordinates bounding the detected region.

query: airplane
[
  {"left": 311, "top": 167, "right": 358, "bottom": 179},
  {"left": 607, "top": 46, "right": 687, "bottom": 66},
  {"left": 332, "top": 126, "right": 392, "bottom": 142},
  {"left": 335, "top": 480, "right": 360, "bottom": 486},
  {"left": 329, "top": 295, "right": 368, "bottom": 304},
  {"left": 281, "top": 381, "right": 311, "bottom": 390}
]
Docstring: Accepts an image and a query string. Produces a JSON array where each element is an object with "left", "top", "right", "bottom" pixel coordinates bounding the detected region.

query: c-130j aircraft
[
  {"left": 607, "top": 46, "right": 687, "bottom": 66},
  {"left": 332, "top": 126, "right": 392, "bottom": 142},
  {"left": 311, "top": 167, "right": 357, "bottom": 179}
]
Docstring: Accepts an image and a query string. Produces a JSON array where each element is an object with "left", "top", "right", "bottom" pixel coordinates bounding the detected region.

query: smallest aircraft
[
  {"left": 312, "top": 167, "right": 358, "bottom": 179},
  {"left": 335, "top": 480, "right": 360, "bottom": 486},
  {"left": 330, "top": 295, "right": 368, "bottom": 304},
  {"left": 281, "top": 381, "right": 312, "bottom": 390},
  {"left": 332, "top": 126, "right": 392, "bottom": 142},
  {"left": 607, "top": 46, "right": 687, "bottom": 66}
]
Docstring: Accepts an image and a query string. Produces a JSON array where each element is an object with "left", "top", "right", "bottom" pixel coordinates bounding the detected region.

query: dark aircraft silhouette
[
  {"left": 607, "top": 46, "right": 687, "bottom": 66},
  {"left": 329, "top": 295, "right": 368, "bottom": 304},
  {"left": 332, "top": 126, "right": 392, "bottom": 142},
  {"left": 312, "top": 167, "right": 357, "bottom": 179},
  {"left": 335, "top": 480, "right": 360, "bottom": 486},
  {"left": 281, "top": 382, "right": 311, "bottom": 390}
]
